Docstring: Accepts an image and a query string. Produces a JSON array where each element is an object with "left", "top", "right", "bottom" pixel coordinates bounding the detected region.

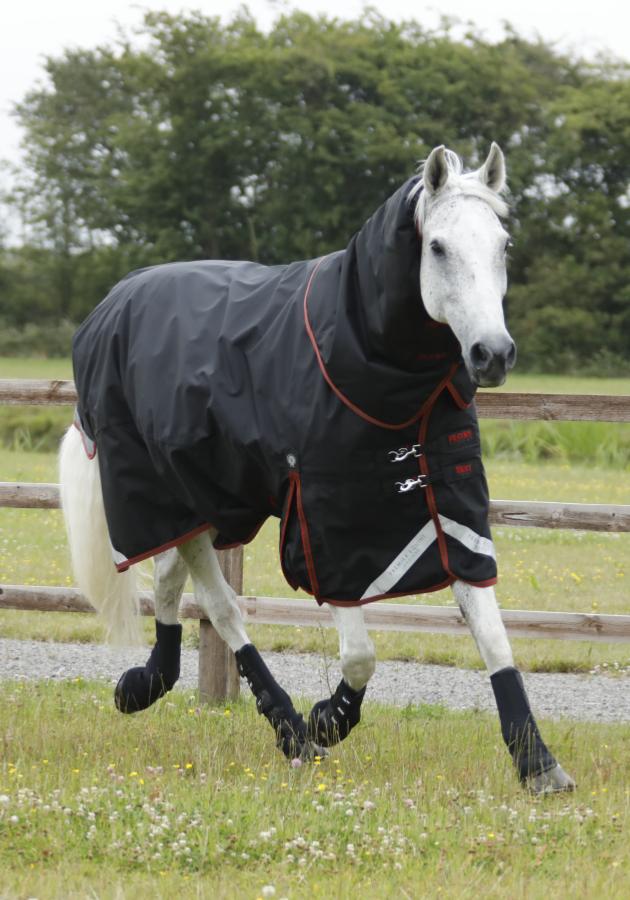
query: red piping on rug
[
  {"left": 322, "top": 576, "right": 454, "bottom": 607},
  {"left": 417, "top": 404, "right": 497, "bottom": 590},
  {"left": 73, "top": 419, "right": 97, "bottom": 460},
  {"left": 417, "top": 404, "right": 452, "bottom": 578},
  {"left": 446, "top": 379, "right": 473, "bottom": 410},
  {"left": 294, "top": 471, "right": 320, "bottom": 598},
  {"left": 115, "top": 523, "right": 212, "bottom": 572},
  {"left": 279, "top": 474, "right": 299, "bottom": 591},
  {"left": 303, "top": 257, "right": 460, "bottom": 431}
]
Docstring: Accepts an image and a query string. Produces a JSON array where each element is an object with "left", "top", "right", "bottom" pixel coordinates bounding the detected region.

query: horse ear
[
  {"left": 423, "top": 145, "right": 449, "bottom": 195},
  {"left": 478, "top": 142, "right": 506, "bottom": 192}
]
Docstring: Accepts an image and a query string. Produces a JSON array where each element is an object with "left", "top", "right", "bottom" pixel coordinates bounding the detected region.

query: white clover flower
[{"left": 261, "top": 887, "right": 276, "bottom": 898}]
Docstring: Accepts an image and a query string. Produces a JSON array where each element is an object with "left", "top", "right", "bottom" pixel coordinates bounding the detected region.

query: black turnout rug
[{"left": 73, "top": 177, "right": 496, "bottom": 604}]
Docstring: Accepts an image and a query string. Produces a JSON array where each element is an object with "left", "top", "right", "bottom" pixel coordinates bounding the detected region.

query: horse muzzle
[{"left": 468, "top": 335, "right": 517, "bottom": 387}]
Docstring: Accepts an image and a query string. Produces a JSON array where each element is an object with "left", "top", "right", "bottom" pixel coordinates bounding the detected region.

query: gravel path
[{"left": 2, "top": 637, "right": 629, "bottom": 723}]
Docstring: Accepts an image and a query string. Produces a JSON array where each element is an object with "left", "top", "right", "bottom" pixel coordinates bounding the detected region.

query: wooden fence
[{"left": 2, "top": 378, "right": 630, "bottom": 701}]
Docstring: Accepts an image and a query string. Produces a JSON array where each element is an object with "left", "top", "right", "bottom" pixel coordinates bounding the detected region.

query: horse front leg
[
  {"left": 307, "top": 604, "right": 375, "bottom": 747},
  {"left": 178, "top": 531, "right": 320, "bottom": 760},
  {"left": 452, "top": 580, "right": 575, "bottom": 793},
  {"left": 115, "top": 548, "right": 189, "bottom": 712}
]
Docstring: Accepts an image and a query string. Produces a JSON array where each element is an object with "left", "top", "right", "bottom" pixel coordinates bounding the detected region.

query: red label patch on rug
[{"left": 448, "top": 429, "right": 473, "bottom": 445}]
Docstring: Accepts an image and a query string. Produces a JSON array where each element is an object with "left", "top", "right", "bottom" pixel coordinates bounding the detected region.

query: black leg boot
[
  {"left": 307, "top": 679, "right": 366, "bottom": 747},
  {"left": 490, "top": 666, "right": 557, "bottom": 782},
  {"left": 115, "top": 621, "right": 182, "bottom": 713},
  {"left": 235, "top": 643, "right": 311, "bottom": 758}
]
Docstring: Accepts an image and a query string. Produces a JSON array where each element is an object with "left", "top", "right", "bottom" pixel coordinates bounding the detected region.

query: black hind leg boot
[
  {"left": 307, "top": 679, "right": 366, "bottom": 747},
  {"left": 115, "top": 621, "right": 182, "bottom": 713},
  {"left": 490, "top": 666, "right": 557, "bottom": 782},
  {"left": 235, "top": 643, "right": 310, "bottom": 758}
]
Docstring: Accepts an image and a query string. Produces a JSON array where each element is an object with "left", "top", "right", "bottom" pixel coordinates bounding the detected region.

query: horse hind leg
[
  {"left": 177, "top": 531, "right": 322, "bottom": 760},
  {"left": 452, "top": 580, "right": 576, "bottom": 794},
  {"left": 307, "top": 604, "right": 375, "bottom": 747},
  {"left": 115, "top": 548, "right": 189, "bottom": 713}
]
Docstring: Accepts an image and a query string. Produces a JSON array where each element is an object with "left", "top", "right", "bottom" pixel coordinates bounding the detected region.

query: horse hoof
[
  {"left": 526, "top": 764, "right": 576, "bottom": 795},
  {"left": 114, "top": 670, "right": 142, "bottom": 713},
  {"left": 114, "top": 667, "right": 167, "bottom": 713},
  {"left": 299, "top": 741, "right": 329, "bottom": 763}
]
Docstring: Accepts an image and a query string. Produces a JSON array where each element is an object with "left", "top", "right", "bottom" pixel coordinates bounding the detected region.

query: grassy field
[
  {"left": 0, "top": 681, "right": 628, "bottom": 899},
  {"left": 0, "top": 357, "right": 73, "bottom": 379},
  {"left": 492, "top": 373, "right": 630, "bottom": 395}
]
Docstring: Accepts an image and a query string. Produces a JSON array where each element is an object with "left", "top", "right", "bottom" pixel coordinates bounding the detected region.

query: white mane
[{"left": 409, "top": 149, "right": 509, "bottom": 227}]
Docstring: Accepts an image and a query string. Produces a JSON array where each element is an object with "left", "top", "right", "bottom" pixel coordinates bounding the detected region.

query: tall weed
[
  {"left": 480, "top": 420, "right": 630, "bottom": 469},
  {"left": 0, "top": 408, "right": 70, "bottom": 453}
]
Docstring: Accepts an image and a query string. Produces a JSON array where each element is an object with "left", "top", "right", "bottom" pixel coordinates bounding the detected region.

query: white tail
[{"left": 59, "top": 426, "right": 141, "bottom": 645}]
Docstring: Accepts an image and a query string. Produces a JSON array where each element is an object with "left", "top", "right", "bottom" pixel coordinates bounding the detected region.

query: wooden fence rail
[
  {"left": 2, "top": 585, "right": 630, "bottom": 643},
  {"left": 2, "top": 379, "right": 630, "bottom": 702},
  {"left": 4, "top": 377, "right": 630, "bottom": 421},
  {"left": 0, "top": 379, "right": 77, "bottom": 406},
  {"left": 4, "top": 482, "right": 630, "bottom": 534}
]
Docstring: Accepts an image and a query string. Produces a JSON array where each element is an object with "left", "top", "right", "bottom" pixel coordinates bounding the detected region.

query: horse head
[{"left": 412, "top": 144, "right": 516, "bottom": 387}]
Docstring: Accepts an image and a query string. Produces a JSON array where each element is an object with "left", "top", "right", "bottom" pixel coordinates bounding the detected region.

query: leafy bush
[
  {"left": 0, "top": 319, "right": 76, "bottom": 358},
  {"left": 0, "top": 407, "right": 70, "bottom": 452},
  {"left": 480, "top": 420, "right": 630, "bottom": 468}
]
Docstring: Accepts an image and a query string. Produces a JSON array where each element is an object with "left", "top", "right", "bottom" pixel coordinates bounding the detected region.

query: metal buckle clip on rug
[
  {"left": 388, "top": 443, "right": 423, "bottom": 462},
  {"left": 395, "top": 474, "right": 429, "bottom": 493}
]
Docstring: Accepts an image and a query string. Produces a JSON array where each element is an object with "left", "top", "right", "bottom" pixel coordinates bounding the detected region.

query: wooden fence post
[{"left": 197, "top": 545, "right": 243, "bottom": 704}]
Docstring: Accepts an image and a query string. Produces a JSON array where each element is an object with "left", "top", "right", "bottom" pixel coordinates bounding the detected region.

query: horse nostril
[
  {"left": 506, "top": 340, "right": 517, "bottom": 369},
  {"left": 470, "top": 342, "right": 492, "bottom": 372}
]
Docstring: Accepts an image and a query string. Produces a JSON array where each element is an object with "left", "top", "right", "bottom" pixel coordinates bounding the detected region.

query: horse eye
[
  {"left": 430, "top": 240, "right": 445, "bottom": 257},
  {"left": 504, "top": 239, "right": 513, "bottom": 254}
]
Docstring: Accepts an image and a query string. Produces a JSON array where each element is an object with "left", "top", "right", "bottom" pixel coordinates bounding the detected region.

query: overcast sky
[{"left": 1, "top": 0, "right": 629, "bottom": 176}]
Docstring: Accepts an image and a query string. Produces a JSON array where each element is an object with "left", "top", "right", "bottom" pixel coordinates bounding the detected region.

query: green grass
[
  {"left": 0, "top": 357, "right": 73, "bottom": 451},
  {"left": 481, "top": 420, "right": 630, "bottom": 468},
  {"left": 0, "top": 681, "right": 628, "bottom": 899},
  {"left": 0, "top": 356, "right": 73, "bottom": 379},
  {"left": 491, "top": 373, "right": 630, "bottom": 395},
  {"left": 1, "top": 448, "right": 630, "bottom": 673}
]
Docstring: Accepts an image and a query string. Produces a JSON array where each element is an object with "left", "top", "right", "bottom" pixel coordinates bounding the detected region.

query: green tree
[
  {"left": 508, "top": 62, "right": 630, "bottom": 370},
  {"left": 4, "top": 10, "right": 630, "bottom": 370}
]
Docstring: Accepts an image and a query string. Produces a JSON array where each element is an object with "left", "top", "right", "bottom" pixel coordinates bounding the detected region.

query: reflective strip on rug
[
  {"left": 360, "top": 519, "right": 438, "bottom": 600},
  {"left": 438, "top": 515, "right": 496, "bottom": 559}
]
